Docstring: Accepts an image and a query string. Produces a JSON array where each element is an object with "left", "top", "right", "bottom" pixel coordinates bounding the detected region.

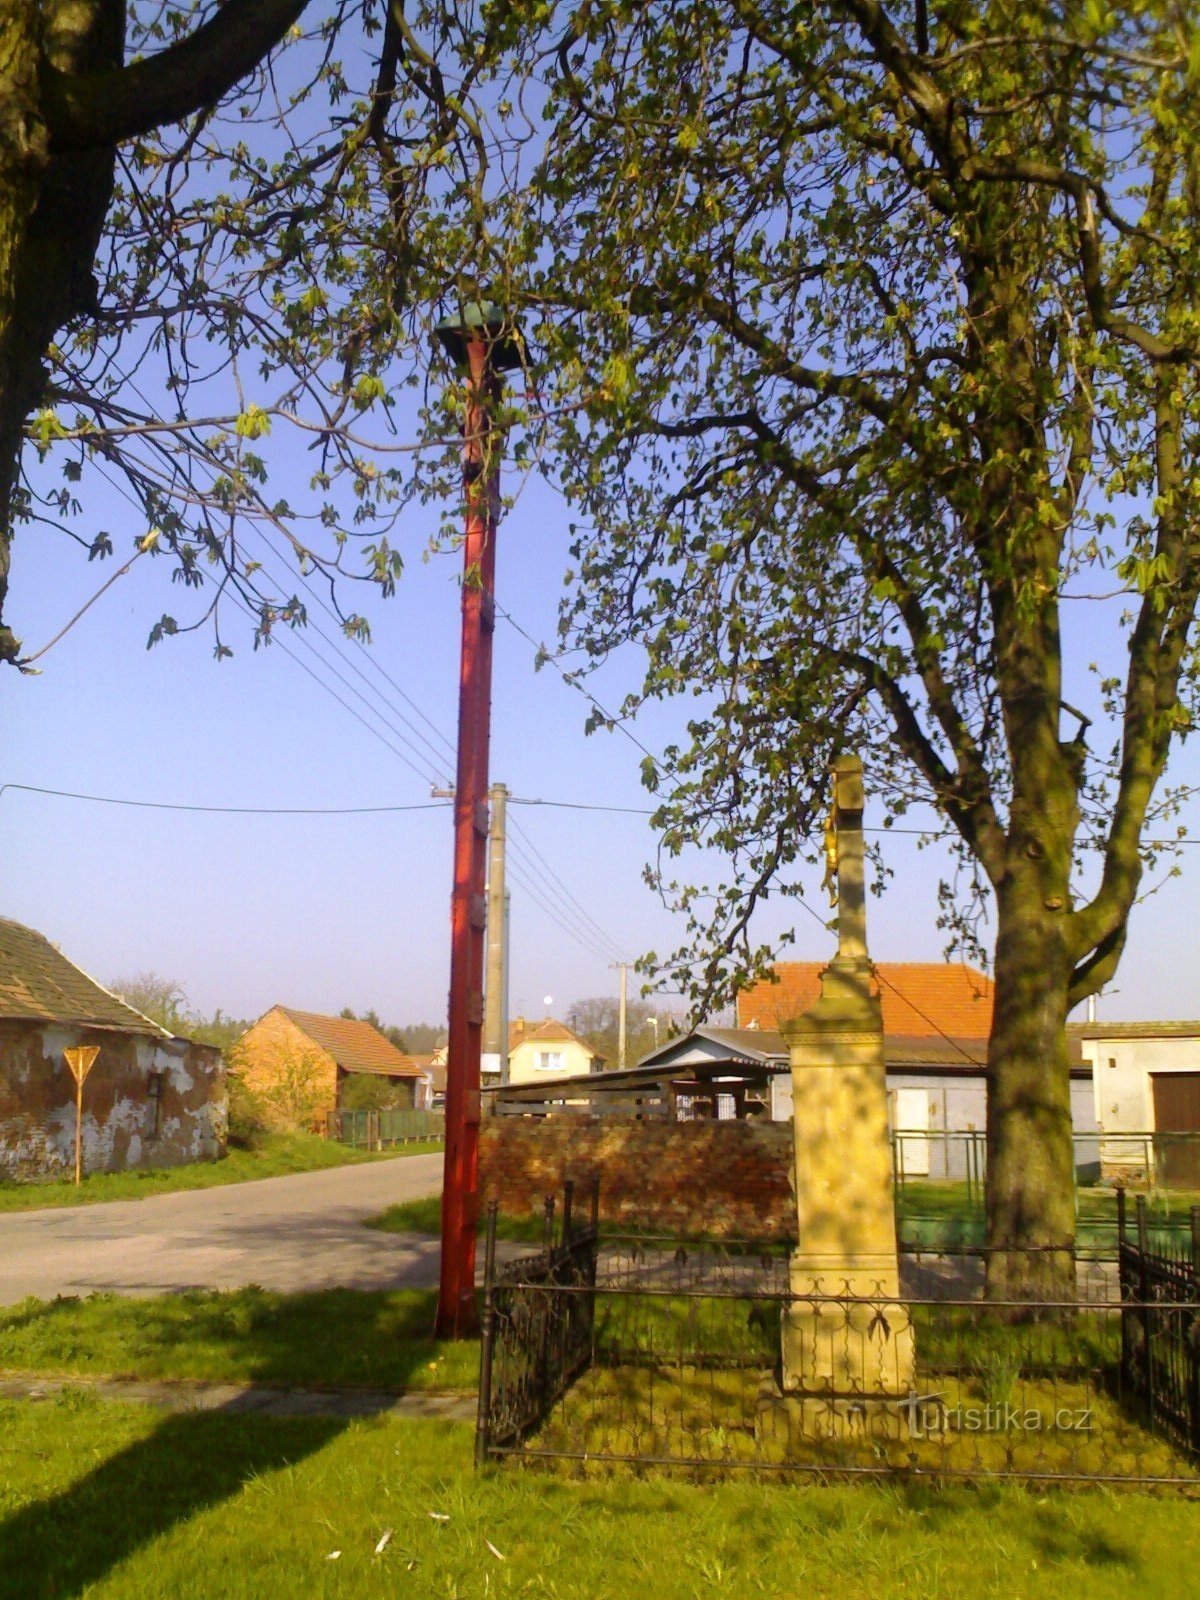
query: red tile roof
[
  {"left": 737, "top": 962, "right": 994, "bottom": 1041},
  {"left": 276, "top": 1008, "right": 423, "bottom": 1077}
]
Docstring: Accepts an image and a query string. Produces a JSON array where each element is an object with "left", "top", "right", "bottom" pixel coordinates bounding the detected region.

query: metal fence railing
[
  {"left": 476, "top": 1183, "right": 600, "bottom": 1466},
  {"left": 477, "top": 1208, "right": 1200, "bottom": 1488},
  {"left": 328, "top": 1107, "right": 445, "bottom": 1149},
  {"left": 1117, "top": 1188, "right": 1200, "bottom": 1455}
]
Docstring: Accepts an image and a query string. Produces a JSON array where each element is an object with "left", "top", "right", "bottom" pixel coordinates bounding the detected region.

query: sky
[
  {"left": 4, "top": 434, "right": 1200, "bottom": 1034},
  {"left": 2, "top": 15, "right": 1198, "bottom": 1035}
]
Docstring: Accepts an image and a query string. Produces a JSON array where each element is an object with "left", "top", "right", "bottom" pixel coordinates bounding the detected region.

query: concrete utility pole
[
  {"left": 611, "top": 961, "right": 629, "bottom": 1070},
  {"left": 483, "top": 782, "right": 509, "bottom": 1086},
  {"left": 433, "top": 303, "right": 522, "bottom": 1340}
]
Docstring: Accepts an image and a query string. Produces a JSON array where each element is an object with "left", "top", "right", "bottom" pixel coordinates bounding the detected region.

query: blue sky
[{"left": 4, "top": 427, "right": 1199, "bottom": 1032}]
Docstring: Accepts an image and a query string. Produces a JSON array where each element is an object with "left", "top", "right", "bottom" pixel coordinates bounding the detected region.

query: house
[
  {"left": 0, "top": 916, "right": 225, "bottom": 1179},
  {"left": 236, "top": 1006, "right": 425, "bottom": 1124},
  {"left": 1069, "top": 1019, "right": 1200, "bottom": 1185},
  {"left": 679, "top": 960, "right": 1098, "bottom": 1176},
  {"left": 412, "top": 1055, "right": 445, "bottom": 1111},
  {"left": 496, "top": 1016, "right": 604, "bottom": 1086}
]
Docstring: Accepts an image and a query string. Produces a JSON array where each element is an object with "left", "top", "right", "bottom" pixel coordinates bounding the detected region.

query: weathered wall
[
  {"left": 0, "top": 1022, "right": 225, "bottom": 1180},
  {"left": 478, "top": 1117, "right": 795, "bottom": 1239}
]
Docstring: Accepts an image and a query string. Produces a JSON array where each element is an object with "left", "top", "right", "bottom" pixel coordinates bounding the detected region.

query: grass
[
  {"left": 0, "top": 1287, "right": 479, "bottom": 1392},
  {"left": 0, "top": 1131, "right": 442, "bottom": 1214},
  {"left": 369, "top": 1193, "right": 547, "bottom": 1244},
  {"left": 896, "top": 1179, "right": 1200, "bottom": 1253},
  {"left": 1, "top": 1396, "right": 1199, "bottom": 1598}
]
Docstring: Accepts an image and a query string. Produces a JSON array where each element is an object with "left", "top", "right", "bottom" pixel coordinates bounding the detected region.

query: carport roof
[{"left": 0, "top": 917, "right": 169, "bottom": 1036}]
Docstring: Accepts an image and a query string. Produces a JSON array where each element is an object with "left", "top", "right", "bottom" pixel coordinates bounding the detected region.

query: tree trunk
[
  {"left": 985, "top": 873, "right": 1077, "bottom": 1303},
  {"left": 0, "top": 2, "right": 123, "bottom": 664}
]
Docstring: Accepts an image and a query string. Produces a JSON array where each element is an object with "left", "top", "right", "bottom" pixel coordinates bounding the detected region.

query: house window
[
  {"left": 148, "top": 1072, "right": 165, "bottom": 1141},
  {"left": 538, "top": 1050, "right": 564, "bottom": 1072}
]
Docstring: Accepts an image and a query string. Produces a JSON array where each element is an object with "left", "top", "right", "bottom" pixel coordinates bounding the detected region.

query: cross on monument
[{"left": 830, "top": 753, "right": 868, "bottom": 964}]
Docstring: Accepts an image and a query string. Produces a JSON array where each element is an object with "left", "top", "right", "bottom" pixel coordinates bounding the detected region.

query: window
[
  {"left": 148, "top": 1071, "right": 165, "bottom": 1141},
  {"left": 538, "top": 1050, "right": 564, "bottom": 1072}
]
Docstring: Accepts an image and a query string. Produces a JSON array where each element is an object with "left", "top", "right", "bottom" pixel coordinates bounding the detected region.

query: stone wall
[
  {"left": 478, "top": 1116, "right": 795, "bottom": 1239},
  {"left": 0, "top": 1021, "right": 225, "bottom": 1180}
]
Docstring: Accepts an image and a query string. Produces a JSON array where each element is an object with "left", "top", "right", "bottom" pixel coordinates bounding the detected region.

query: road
[{"left": 0, "top": 1154, "right": 444, "bottom": 1304}]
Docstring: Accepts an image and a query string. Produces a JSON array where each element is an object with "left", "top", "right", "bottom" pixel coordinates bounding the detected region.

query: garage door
[{"left": 1151, "top": 1073, "right": 1200, "bottom": 1188}]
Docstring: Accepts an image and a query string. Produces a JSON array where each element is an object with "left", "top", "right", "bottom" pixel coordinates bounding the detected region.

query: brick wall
[
  {"left": 0, "top": 1021, "right": 225, "bottom": 1180},
  {"left": 478, "top": 1117, "right": 796, "bottom": 1240}
]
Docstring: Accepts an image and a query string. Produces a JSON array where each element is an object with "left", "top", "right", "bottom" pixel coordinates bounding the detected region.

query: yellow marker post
[{"left": 63, "top": 1045, "right": 100, "bottom": 1186}]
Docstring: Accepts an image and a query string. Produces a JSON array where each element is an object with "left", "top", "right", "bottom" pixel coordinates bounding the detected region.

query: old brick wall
[
  {"left": 0, "top": 1022, "right": 225, "bottom": 1180},
  {"left": 478, "top": 1117, "right": 796, "bottom": 1239}
]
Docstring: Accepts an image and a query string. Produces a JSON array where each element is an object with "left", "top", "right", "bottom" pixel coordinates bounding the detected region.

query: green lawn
[
  {"left": 0, "top": 1397, "right": 1197, "bottom": 1599},
  {"left": 896, "top": 1180, "right": 1199, "bottom": 1253},
  {"left": 369, "top": 1193, "right": 548, "bottom": 1245},
  {"left": 0, "top": 1286, "right": 478, "bottom": 1392},
  {"left": 0, "top": 1131, "right": 441, "bottom": 1214}
]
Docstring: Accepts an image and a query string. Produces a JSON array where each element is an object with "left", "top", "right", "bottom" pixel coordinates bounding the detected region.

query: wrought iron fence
[
  {"left": 475, "top": 1183, "right": 600, "bottom": 1467},
  {"left": 477, "top": 1224, "right": 1200, "bottom": 1488},
  {"left": 1117, "top": 1188, "right": 1200, "bottom": 1454}
]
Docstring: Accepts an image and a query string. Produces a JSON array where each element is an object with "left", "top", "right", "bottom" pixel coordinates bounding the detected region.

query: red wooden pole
[{"left": 436, "top": 334, "right": 501, "bottom": 1338}]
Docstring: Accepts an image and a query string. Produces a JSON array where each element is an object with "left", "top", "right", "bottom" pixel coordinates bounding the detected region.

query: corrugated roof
[
  {"left": 275, "top": 1008, "right": 423, "bottom": 1077},
  {"left": 0, "top": 917, "right": 169, "bottom": 1036},
  {"left": 738, "top": 961, "right": 994, "bottom": 1040}
]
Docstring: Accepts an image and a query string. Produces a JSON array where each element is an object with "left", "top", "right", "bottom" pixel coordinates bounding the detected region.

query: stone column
[{"left": 760, "top": 755, "right": 914, "bottom": 1441}]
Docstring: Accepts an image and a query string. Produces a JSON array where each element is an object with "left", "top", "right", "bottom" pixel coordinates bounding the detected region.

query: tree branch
[{"left": 43, "top": 0, "right": 312, "bottom": 153}]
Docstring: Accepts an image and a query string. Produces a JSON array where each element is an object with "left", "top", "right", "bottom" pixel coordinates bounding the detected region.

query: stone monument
[{"left": 759, "top": 754, "right": 914, "bottom": 1441}]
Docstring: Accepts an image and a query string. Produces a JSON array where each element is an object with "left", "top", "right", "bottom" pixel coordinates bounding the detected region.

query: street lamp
[{"left": 433, "top": 300, "right": 523, "bottom": 1340}]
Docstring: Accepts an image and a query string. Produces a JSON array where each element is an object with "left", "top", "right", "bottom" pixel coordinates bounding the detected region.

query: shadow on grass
[
  {"left": 0, "top": 1406, "right": 345, "bottom": 1600},
  {"left": 0, "top": 1286, "right": 473, "bottom": 1598}
]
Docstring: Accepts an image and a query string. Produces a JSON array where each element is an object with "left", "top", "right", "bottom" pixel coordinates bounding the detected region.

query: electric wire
[
  {"left": 507, "top": 811, "right": 633, "bottom": 962},
  {"left": 504, "top": 853, "right": 624, "bottom": 966},
  {"left": 504, "top": 833, "right": 627, "bottom": 966}
]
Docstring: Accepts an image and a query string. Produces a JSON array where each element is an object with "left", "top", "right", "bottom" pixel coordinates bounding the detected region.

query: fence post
[
  {"left": 590, "top": 1176, "right": 600, "bottom": 1236},
  {"left": 562, "top": 1179, "right": 574, "bottom": 1246},
  {"left": 1190, "top": 1206, "right": 1200, "bottom": 1452},
  {"left": 1116, "top": 1186, "right": 1131, "bottom": 1382},
  {"left": 543, "top": 1194, "right": 556, "bottom": 1260},
  {"left": 475, "top": 1199, "right": 500, "bottom": 1469},
  {"left": 1137, "top": 1193, "right": 1155, "bottom": 1425}
]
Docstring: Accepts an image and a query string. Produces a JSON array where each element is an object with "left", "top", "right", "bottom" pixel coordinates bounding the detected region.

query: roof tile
[
  {"left": 275, "top": 1008, "right": 423, "bottom": 1077},
  {"left": 0, "top": 917, "right": 168, "bottom": 1036},
  {"left": 738, "top": 961, "right": 994, "bottom": 1040}
]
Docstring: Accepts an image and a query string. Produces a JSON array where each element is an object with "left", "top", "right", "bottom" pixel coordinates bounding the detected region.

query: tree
[
  {"left": 566, "top": 995, "right": 675, "bottom": 1068},
  {"left": 468, "top": 1, "right": 1200, "bottom": 1297},
  {"left": 110, "top": 969, "right": 190, "bottom": 1032},
  {"left": 0, "top": 2, "right": 508, "bottom": 669}
]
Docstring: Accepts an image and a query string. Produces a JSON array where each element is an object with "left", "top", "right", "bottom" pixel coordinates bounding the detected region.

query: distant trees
[
  {"left": 339, "top": 1008, "right": 445, "bottom": 1056},
  {"left": 109, "top": 971, "right": 247, "bottom": 1051},
  {"left": 567, "top": 996, "right": 678, "bottom": 1070}
]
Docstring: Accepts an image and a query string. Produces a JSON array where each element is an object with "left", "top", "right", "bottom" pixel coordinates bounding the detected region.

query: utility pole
[
  {"left": 433, "top": 303, "right": 522, "bottom": 1340},
  {"left": 483, "top": 782, "right": 509, "bottom": 1087},
  {"left": 611, "top": 961, "right": 629, "bottom": 1071}
]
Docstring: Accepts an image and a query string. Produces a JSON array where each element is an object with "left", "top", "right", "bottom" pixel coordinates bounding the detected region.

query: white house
[{"left": 1070, "top": 1020, "right": 1200, "bottom": 1185}]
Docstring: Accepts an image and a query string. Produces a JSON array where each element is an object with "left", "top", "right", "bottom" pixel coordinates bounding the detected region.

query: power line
[
  {"left": 790, "top": 891, "right": 981, "bottom": 1066},
  {"left": 213, "top": 579, "right": 448, "bottom": 790},
  {"left": 504, "top": 853, "right": 623, "bottom": 966},
  {"left": 0, "top": 782, "right": 450, "bottom": 816},
  {"left": 242, "top": 520, "right": 457, "bottom": 769},
  {"left": 507, "top": 812, "right": 632, "bottom": 962}
]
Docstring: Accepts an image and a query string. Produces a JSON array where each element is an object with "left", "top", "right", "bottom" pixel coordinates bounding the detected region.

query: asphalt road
[{"left": 0, "top": 1154, "right": 445, "bottom": 1304}]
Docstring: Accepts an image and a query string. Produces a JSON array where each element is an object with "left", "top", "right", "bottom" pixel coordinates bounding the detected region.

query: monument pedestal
[{"left": 757, "top": 758, "right": 914, "bottom": 1444}]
